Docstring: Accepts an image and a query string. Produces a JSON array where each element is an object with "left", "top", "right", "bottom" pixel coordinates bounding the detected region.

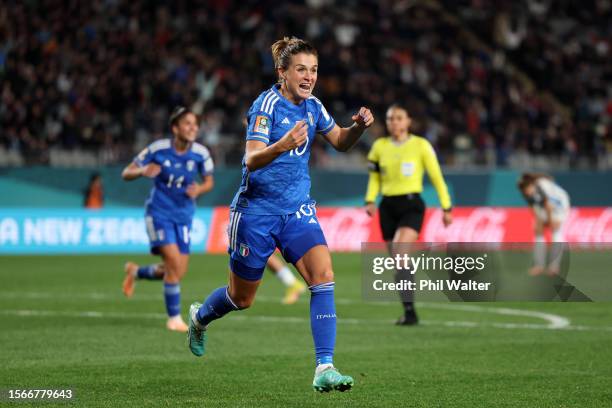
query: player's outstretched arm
[
  {"left": 323, "top": 107, "right": 374, "bottom": 152},
  {"left": 245, "top": 121, "right": 308, "bottom": 171},
  {"left": 121, "top": 162, "right": 160, "bottom": 181}
]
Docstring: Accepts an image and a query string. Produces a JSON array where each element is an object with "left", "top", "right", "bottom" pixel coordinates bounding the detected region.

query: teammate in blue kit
[
  {"left": 187, "top": 37, "right": 374, "bottom": 393},
  {"left": 121, "top": 107, "right": 214, "bottom": 332}
]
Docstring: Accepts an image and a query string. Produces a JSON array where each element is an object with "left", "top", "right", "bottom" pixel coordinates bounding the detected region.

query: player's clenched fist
[
  {"left": 141, "top": 163, "right": 161, "bottom": 178},
  {"left": 278, "top": 120, "right": 308, "bottom": 152},
  {"left": 352, "top": 107, "right": 374, "bottom": 129}
]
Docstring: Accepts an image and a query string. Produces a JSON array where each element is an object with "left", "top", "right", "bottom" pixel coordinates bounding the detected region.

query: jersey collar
[{"left": 390, "top": 133, "right": 413, "bottom": 147}]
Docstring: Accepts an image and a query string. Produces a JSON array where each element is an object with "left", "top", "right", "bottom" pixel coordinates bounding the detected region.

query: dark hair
[
  {"left": 169, "top": 106, "right": 194, "bottom": 127},
  {"left": 387, "top": 104, "right": 411, "bottom": 117},
  {"left": 271, "top": 37, "right": 318, "bottom": 80},
  {"left": 517, "top": 172, "right": 552, "bottom": 190},
  {"left": 89, "top": 172, "right": 101, "bottom": 183}
]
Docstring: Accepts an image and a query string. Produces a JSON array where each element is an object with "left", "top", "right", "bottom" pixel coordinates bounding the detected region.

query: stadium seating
[{"left": 0, "top": 1, "right": 609, "bottom": 168}]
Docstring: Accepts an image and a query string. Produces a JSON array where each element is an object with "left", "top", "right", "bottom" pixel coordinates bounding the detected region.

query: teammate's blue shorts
[
  {"left": 227, "top": 202, "right": 327, "bottom": 281},
  {"left": 145, "top": 214, "right": 192, "bottom": 255}
]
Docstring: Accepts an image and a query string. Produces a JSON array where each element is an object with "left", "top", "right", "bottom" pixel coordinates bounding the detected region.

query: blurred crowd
[
  {"left": 446, "top": 0, "right": 611, "bottom": 167},
  {"left": 0, "top": 0, "right": 610, "bottom": 168}
]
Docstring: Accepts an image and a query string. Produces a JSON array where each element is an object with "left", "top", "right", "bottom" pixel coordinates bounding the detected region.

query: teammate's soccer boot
[
  {"left": 396, "top": 310, "right": 419, "bottom": 326},
  {"left": 187, "top": 302, "right": 207, "bottom": 357},
  {"left": 122, "top": 262, "right": 138, "bottom": 297},
  {"left": 312, "top": 366, "right": 354, "bottom": 393},
  {"left": 282, "top": 281, "right": 307, "bottom": 305},
  {"left": 166, "top": 315, "right": 188, "bottom": 333}
]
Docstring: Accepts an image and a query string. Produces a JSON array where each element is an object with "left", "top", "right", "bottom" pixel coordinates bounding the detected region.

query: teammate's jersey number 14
[{"left": 166, "top": 174, "right": 185, "bottom": 188}]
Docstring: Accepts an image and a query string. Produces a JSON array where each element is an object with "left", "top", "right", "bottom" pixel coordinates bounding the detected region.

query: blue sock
[
  {"left": 137, "top": 264, "right": 162, "bottom": 280},
  {"left": 310, "top": 282, "right": 336, "bottom": 366},
  {"left": 196, "top": 286, "right": 239, "bottom": 327},
  {"left": 163, "top": 282, "right": 181, "bottom": 317}
]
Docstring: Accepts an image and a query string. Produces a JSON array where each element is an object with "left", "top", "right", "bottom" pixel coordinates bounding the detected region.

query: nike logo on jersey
[{"left": 282, "top": 117, "right": 290, "bottom": 125}]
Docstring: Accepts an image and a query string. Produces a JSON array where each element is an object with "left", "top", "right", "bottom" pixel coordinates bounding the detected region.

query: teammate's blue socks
[
  {"left": 137, "top": 264, "right": 161, "bottom": 280},
  {"left": 196, "top": 286, "right": 239, "bottom": 327},
  {"left": 163, "top": 282, "right": 181, "bottom": 317},
  {"left": 310, "top": 282, "right": 336, "bottom": 365}
]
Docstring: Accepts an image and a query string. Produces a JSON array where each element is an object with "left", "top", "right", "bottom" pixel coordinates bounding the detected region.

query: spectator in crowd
[{"left": 0, "top": 0, "right": 608, "bottom": 168}]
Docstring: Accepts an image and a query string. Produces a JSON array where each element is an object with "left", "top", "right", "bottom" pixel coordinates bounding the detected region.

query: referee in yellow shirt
[{"left": 365, "top": 104, "right": 452, "bottom": 325}]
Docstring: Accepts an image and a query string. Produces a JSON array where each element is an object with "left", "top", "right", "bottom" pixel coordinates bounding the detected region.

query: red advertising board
[{"left": 205, "top": 207, "right": 612, "bottom": 253}]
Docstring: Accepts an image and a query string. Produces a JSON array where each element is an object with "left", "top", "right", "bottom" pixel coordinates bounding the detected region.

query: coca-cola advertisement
[{"left": 205, "top": 206, "right": 612, "bottom": 252}]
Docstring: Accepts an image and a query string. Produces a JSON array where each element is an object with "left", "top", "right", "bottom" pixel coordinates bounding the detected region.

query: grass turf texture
[{"left": 1, "top": 254, "right": 611, "bottom": 407}]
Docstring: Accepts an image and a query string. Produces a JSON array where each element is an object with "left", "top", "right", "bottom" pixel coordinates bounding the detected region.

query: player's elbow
[
  {"left": 334, "top": 140, "right": 351, "bottom": 152},
  {"left": 244, "top": 155, "right": 259, "bottom": 172},
  {"left": 120, "top": 169, "right": 131, "bottom": 181},
  {"left": 336, "top": 145, "right": 349, "bottom": 153}
]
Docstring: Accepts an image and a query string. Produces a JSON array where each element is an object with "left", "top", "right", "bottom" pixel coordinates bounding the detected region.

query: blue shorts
[
  {"left": 145, "top": 215, "right": 192, "bottom": 255},
  {"left": 227, "top": 202, "right": 327, "bottom": 281}
]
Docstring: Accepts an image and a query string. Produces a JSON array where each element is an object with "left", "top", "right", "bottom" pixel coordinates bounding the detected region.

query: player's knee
[
  {"left": 163, "top": 263, "right": 181, "bottom": 283},
  {"left": 312, "top": 266, "right": 334, "bottom": 285}
]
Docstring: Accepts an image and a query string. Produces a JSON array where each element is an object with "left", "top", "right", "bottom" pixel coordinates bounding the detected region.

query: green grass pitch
[{"left": 1, "top": 254, "right": 611, "bottom": 407}]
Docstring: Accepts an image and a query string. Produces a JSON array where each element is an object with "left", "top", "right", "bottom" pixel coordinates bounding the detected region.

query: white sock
[
  {"left": 315, "top": 363, "right": 334, "bottom": 375},
  {"left": 189, "top": 307, "right": 205, "bottom": 329},
  {"left": 549, "top": 229, "right": 565, "bottom": 270},
  {"left": 168, "top": 314, "right": 183, "bottom": 322},
  {"left": 275, "top": 266, "right": 297, "bottom": 287},
  {"left": 534, "top": 235, "right": 546, "bottom": 267}
]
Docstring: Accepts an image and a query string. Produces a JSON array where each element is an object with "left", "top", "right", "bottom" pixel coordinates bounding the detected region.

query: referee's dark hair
[
  {"left": 169, "top": 106, "right": 193, "bottom": 127},
  {"left": 387, "top": 103, "right": 410, "bottom": 116}
]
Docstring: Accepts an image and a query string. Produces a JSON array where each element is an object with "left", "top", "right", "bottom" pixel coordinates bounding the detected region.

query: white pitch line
[
  {"left": 418, "top": 303, "right": 571, "bottom": 329},
  {"left": 0, "top": 291, "right": 573, "bottom": 329},
  {"left": 1, "top": 309, "right": 610, "bottom": 332}
]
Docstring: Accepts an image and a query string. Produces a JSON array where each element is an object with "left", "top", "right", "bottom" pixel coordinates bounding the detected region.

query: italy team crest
[{"left": 239, "top": 243, "right": 250, "bottom": 257}]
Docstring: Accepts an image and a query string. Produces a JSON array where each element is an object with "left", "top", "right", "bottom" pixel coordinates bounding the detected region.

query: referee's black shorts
[{"left": 379, "top": 194, "right": 425, "bottom": 241}]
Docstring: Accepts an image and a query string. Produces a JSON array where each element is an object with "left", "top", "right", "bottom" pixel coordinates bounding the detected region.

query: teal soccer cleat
[
  {"left": 187, "top": 302, "right": 207, "bottom": 357},
  {"left": 312, "top": 367, "right": 354, "bottom": 393}
]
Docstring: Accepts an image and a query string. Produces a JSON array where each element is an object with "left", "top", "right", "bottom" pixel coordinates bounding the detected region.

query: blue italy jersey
[
  {"left": 230, "top": 84, "right": 336, "bottom": 215},
  {"left": 134, "top": 139, "right": 214, "bottom": 224}
]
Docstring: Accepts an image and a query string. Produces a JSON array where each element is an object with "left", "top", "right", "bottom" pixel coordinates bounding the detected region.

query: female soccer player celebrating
[
  {"left": 121, "top": 107, "right": 214, "bottom": 332},
  {"left": 187, "top": 37, "right": 373, "bottom": 393},
  {"left": 517, "top": 173, "right": 570, "bottom": 275},
  {"left": 365, "top": 105, "right": 452, "bottom": 325}
]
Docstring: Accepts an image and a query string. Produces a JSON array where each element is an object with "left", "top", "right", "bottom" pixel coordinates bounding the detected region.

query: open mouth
[{"left": 299, "top": 83, "right": 311, "bottom": 92}]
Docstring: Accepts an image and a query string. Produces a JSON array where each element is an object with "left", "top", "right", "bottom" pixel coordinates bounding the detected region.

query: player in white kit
[{"left": 517, "top": 173, "right": 571, "bottom": 275}]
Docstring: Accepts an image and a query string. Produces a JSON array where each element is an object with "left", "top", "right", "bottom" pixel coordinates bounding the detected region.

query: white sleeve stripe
[
  {"left": 309, "top": 96, "right": 322, "bottom": 105},
  {"left": 262, "top": 95, "right": 276, "bottom": 114},
  {"left": 321, "top": 121, "right": 335, "bottom": 133},
  {"left": 149, "top": 139, "right": 171, "bottom": 153},
  {"left": 204, "top": 158, "right": 214, "bottom": 172},
  {"left": 267, "top": 96, "right": 280, "bottom": 114},
  {"left": 247, "top": 134, "right": 269, "bottom": 142},
  {"left": 264, "top": 94, "right": 278, "bottom": 113},
  {"left": 260, "top": 91, "right": 274, "bottom": 113},
  {"left": 191, "top": 143, "right": 211, "bottom": 160},
  {"left": 261, "top": 92, "right": 273, "bottom": 113}
]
